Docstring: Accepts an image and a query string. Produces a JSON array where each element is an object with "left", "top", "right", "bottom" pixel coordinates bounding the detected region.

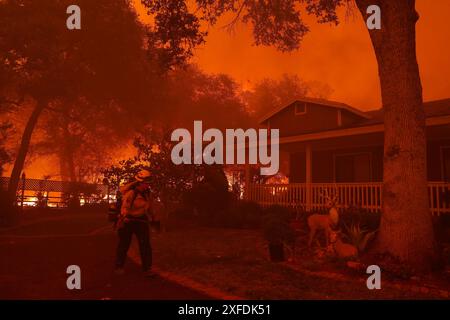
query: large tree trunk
[
  {"left": 355, "top": 0, "right": 436, "bottom": 271},
  {"left": 7, "top": 101, "right": 46, "bottom": 198}
]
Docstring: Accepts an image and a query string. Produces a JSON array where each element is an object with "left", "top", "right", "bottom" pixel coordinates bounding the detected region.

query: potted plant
[{"left": 262, "top": 205, "right": 296, "bottom": 262}]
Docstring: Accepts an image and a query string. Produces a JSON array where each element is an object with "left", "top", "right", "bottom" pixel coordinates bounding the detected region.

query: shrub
[
  {"left": 217, "top": 200, "right": 263, "bottom": 229},
  {"left": 184, "top": 183, "right": 231, "bottom": 223},
  {"left": 183, "top": 166, "right": 232, "bottom": 225},
  {"left": 80, "top": 202, "right": 108, "bottom": 213},
  {"left": 262, "top": 205, "right": 296, "bottom": 246},
  {"left": 339, "top": 207, "right": 380, "bottom": 232},
  {"left": 0, "top": 190, "right": 19, "bottom": 227},
  {"left": 342, "top": 222, "right": 377, "bottom": 253}
]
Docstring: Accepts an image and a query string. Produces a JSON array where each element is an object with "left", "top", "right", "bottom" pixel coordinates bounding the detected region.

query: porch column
[
  {"left": 244, "top": 163, "right": 251, "bottom": 200},
  {"left": 305, "top": 144, "right": 312, "bottom": 211}
]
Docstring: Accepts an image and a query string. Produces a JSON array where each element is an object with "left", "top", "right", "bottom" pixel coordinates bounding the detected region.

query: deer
[
  {"left": 307, "top": 188, "right": 339, "bottom": 247},
  {"left": 329, "top": 230, "right": 358, "bottom": 259}
]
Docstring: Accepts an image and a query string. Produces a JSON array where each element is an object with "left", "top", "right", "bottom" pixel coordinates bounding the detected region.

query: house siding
[
  {"left": 266, "top": 98, "right": 450, "bottom": 185},
  {"left": 341, "top": 110, "right": 364, "bottom": 127},
  {"left": 268, "top": 102, "right": 341, "bottom": 137},
  {"left": 289, "top": 152, "right": 306, "bottom": 183},
  {"left": 289, "top": 146, "right": 383, "bottom": 183},
  {"left": 288, "top": 141, "right": 450, "bottom": 183}
]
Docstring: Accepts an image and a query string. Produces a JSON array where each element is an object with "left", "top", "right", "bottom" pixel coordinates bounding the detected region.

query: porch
[
  {"left": 247, "top": 182, "right": 450, "bottom": 216},
  {"left": 245, "top": 112, "right": 450, "bottom": 216}
]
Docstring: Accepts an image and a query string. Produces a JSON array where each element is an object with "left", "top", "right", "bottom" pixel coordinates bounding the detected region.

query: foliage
[
  {"left": 0, "top": 122, "right": 12, "bottom": 176},
  {"left": 35, "top": 191, "right": 48, "bottom": 208},
  {"left": 184, "top": 165, "right": 232, "bottom": 224},
  {"left": 102, "top": 127, "right": 202, "bottom": 202},
  {"left": 262, "top": 205, "right": 296, "bottom": 246},
  {"left": 215, "top": 200, "right": 263, "bottom": 229},
  {"left": 161, "top": 65, "right": 252, "bottom": 129},
  {"left": 243, "top": 74, "right": 332, "bottom": 118},
  {"left": 0, "top": 0, "right": 152, "bottom": 104},
  {"left": 0, "top": 190, "right": 19, "bottom": 226},
  {"left": 102, "top": 127, "right": 236, "bottom": 225},
  {"left": 61, "top": 182, "right": 102, "bottom": 209},
  {"left": 342, "top": 222, "right": 377, "bottom": 253},
  {"left": 0, "top": 0, "right": 166, "bottom": 198},
  {"left": 142, "top": 0, "right": 346, "bottom": 53},
  {"left": 339, "top": 207, "right": 381, "bottom": 232},
  {"left": 143, "top": 0, "right": 206, "bottom": 70}
]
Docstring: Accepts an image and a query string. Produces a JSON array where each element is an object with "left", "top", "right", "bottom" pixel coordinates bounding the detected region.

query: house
[{"left": 247, "top": 97, "right": 450, "bottom": 215}]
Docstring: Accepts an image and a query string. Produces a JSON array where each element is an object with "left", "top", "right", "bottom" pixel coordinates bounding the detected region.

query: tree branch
[{"left": 221, "top": 0, "right": 247, "bottom": 32}]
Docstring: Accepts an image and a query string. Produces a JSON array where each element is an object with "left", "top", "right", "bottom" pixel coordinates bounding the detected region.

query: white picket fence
[{"left": 247, "top": 182, "right": 450, "bottom": 215}]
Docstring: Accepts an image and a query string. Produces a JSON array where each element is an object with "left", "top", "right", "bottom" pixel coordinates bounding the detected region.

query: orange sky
[
  {"left": 134, "top": 0, "right": 450, "bottom": 111},
  {"left": 8, "top": 1, "right": 450, "bottom": 179}
]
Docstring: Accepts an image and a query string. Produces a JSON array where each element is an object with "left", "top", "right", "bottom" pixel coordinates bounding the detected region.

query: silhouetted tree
[
  {"left": 244, "top": 74, "right": 332, "bottom": 118},
  {"left": 0, "top": 0, "right": 152, "bottom": 204},
  {"left": 143, "top": 0, "right": 206, "bottom": 71},
  {"left": 142, "top": 0, "right": 436, "bottom": 271},
  {"left": 0, "top": 122, "right": 13, "bottom": 176},
  {"left": 102, "top": 127, "right": 201, "bottom": 201},
  {"left": 37, "top": 97, "right": 136, "bottom": 183},
  {"left": 161, "top": 65, "right": 252, "bottom": 129}
]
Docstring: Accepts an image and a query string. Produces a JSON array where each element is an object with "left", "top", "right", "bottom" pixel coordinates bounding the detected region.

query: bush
[
  {"left": 342, "top": 222, "right": 377, "bottom": 253},
  {"left": 80, "top": 202, "right": 109, "bottom": 213},
  {"left": 0, "top": 190, "right": 19, "bottom": 227},
  {"left": 183, "top": 166, "right": 232, "bottom": 225},
  {"left": 184, "top": 183, "right": 231, "bottom": 222},
  {"left": 262, "top": 205, "right": 296, "bottom": 246},
  {"left": 216, "top": 200, "right": 263, "bottom": 229},
  {"left": 339, "top": 207, "right": 380, "bottom": 232}
]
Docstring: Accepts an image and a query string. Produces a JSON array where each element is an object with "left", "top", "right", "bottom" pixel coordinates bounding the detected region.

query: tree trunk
[
  {"left": 355, "top": 0, "right": 436, "bottom": 271},
  {"left": 7, "top": 101, "right": 46, "bottom": 198},
  {"left": 59, "top": 113, "right": 76, "bottom": 182}
]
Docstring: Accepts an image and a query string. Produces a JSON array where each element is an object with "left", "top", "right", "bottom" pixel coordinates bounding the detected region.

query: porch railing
[{"left": 247, "top": 182, "right": 450, "bottom": 216}]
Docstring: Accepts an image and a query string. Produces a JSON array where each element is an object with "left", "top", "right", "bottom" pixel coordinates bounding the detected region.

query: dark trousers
[{"left": 115, "top": 215, "right": 152, "bottom": 271}]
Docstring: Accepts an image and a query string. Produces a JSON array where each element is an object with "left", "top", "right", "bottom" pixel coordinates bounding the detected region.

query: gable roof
[
  {"left": 260, "top": 97, "right": 450, "bottom": 130},
  {"left": 259, "top": 97, "right": 371, "bottom": 124}
]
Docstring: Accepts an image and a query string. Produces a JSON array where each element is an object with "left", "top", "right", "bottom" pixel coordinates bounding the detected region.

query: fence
[
  {"left": 247, "top": 182, "right": 450, "bottom": 216},
  {"left": 0, "top": 176, "right": 114, "bottom": 208}
]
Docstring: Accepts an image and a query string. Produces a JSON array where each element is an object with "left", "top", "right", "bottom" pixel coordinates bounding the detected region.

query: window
[
  {"left": 334, "top": 152, "right": 372, "bottom": 182},
  {"left": 294, "top": 102, "right": 307, "bottom": 115}
]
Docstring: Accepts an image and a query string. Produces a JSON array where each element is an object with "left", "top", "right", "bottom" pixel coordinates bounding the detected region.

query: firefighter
[{"left": 114, "top": 169, "right": 155, "bottom": 277}]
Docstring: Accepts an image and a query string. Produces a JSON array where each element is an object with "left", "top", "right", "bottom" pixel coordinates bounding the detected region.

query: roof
[
  {"left": 260, "top": 97, "right": 450, "bottom": 130},
  {"left": 259, "top": 97, "right": 372, "bottom": 124},
  {"left": 356, "top": 98, "right": 450, "bottom": 127},
  {"left": 278, "top": 114, "right": 450, "bottom": 145}
]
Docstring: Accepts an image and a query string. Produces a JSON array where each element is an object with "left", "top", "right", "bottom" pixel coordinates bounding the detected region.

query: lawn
[{"left": 151, "top": 218, "right": 446, "bottom": 299}]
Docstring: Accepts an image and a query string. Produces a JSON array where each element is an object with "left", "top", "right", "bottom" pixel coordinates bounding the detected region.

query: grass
[{"left": 152, "top": 218, "right": 444, "bottom": 299}]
